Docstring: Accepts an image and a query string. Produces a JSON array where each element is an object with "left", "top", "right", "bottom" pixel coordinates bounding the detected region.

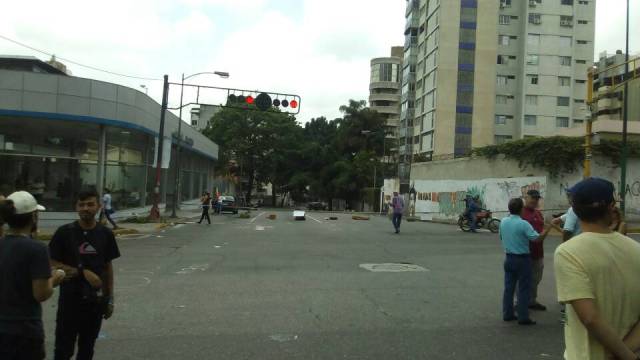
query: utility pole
[
  {"left": 620, "top": 0, "right": 630, "bottom": 215},
  {"left": 171, "top": 73, "right": 185, "bottom": 218},
  {"left": 150, "top": 75, "right": 169, "bottom": 220}
]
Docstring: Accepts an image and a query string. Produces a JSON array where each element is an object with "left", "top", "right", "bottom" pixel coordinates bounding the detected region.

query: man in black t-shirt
[
  {"left": 0, "top": 191, "right": 65, "bottom": 360},
  {"left": 49, "top": 189, "right": 120, "bottom": 360}
]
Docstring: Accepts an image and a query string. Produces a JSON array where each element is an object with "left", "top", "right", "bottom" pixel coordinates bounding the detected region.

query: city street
[{"left": 43, "top": 211, "right": 572, "bottom": 359}]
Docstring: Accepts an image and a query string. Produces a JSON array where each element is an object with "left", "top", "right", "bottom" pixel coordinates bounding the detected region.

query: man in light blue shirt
[
  {"left": 500, "top": 198, "right": 551, "bottom": 325},
  {"left": 562, "top": 207, "right": 581, "bottom": 240}
]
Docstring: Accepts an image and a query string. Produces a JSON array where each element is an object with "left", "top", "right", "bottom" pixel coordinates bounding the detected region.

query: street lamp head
[{"left": 214, "top": 71, "right": 230, "bottom": 78}]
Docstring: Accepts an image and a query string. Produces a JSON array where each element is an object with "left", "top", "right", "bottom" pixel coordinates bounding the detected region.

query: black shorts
[{"left": 0, "top": 333, "right": 45, "bottom": 360}]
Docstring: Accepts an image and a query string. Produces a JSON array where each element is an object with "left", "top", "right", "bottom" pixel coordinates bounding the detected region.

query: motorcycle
[{"left": 458, "top": 209, "right": 501, "bottom": 233}]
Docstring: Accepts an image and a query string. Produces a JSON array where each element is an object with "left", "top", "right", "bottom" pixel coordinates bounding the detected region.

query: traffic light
[{"left": 225, "top": 91, "right": 301, "bottom": 114}]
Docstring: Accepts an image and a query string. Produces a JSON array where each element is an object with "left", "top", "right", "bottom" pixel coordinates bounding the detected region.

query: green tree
[{"left": 203, "top": 107, "right": 300, "bottom": 204}]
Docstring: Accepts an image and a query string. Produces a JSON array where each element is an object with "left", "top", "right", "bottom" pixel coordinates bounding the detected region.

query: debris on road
[
  {"left": 239, "top": 212, "right": 251, "bottom": 219},
  {"left": 267, "top": 214, "right": 277, "bottom": 220},
  {"left": 352, "top": 215, "right": 370, "bottom": 221}
]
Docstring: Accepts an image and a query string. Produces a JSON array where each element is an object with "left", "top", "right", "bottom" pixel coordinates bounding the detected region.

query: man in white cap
[{"left": 0, "top": 191, "right": 66, "bottom": 360}]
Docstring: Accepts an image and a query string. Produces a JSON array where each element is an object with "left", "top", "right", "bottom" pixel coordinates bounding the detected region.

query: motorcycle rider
[{"left": 468, "top": 196, "right": 482, "bottom": 233}]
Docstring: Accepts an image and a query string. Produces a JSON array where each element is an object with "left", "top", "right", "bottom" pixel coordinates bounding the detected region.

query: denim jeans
[
  {"left": 469, "top": 212, "right": 478, "bottom": 231},
  {"left": 502, "top": 254, "right": 532, "bottom": 321},
  {"left": 392, "top": 213, "right": 402, "bottom": 231}
]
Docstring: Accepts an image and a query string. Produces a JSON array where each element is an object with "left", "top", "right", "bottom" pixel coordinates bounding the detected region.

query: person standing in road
[
  {"left": 49, "top": 189, "right": 120, "bottom": 360},
  {"left": 554, "top": 178, "right": 640, "bottom": 360},
  {"left": 521, "top": 190, "right": 547, "bottom": 311},
  {"left": 0, "top": 191, "right": 65, "bottom": 360},
  {"left": 391, "top": 192, "right": 404, "bottom": 234},
  {"left": 500, "top": 198, "right": 551, "bottom": 326},
  {"left": 100, "top": 188, "right": 118, "bottom": 230},
  {"left": 198, "top": 191, "right": 212, "bottom": 225}
]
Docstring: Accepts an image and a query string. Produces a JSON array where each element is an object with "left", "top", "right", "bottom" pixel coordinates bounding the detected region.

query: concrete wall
[
  {"left": 0, "top": 69, "right": 218, "bottom": 160},
  {"left": 409, "top": 155, "right": 640, "bottom": 220}
]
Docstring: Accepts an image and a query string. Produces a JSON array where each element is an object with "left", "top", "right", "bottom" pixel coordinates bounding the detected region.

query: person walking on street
[
  {"left": 554, "top": 178, "right": 640, "bottom": 360},
  {"left": 500, "top": 198, "right": 551, "bottom": 326},
  {"left": 100, "top": 189, "right": 118, "bottom": 230},
  {"left": 521, "top": 190, "right": 547, "bottom": 311},
  {"left": 0, "top": 191, "right": 65, "bottom": 360},
  {"left": 391, "top": 192, "right": 404, "bottom": 234},
  {"left": 49, "top": 189, "right": 120, "bottom": 360},
  {"left": 198, "top": 191, "right": 212, "bottom": 225}
]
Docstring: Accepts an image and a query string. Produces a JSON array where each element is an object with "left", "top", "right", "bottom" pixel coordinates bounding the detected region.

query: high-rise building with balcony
[
  {"left": 398, "top": 0, "right": 596, "bottom": 181},
  {"left": 398, "top": 0, "right": 420, "bottom": 186},
  {"left": 369, "top": 46, "right": 403, "bottom": 163}
]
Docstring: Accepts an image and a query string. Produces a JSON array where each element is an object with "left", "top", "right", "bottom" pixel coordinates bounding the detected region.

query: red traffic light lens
[
  {"left": 290, "top": 100, "right": 298, "bottom": 109},
  {"left": 246, "top": 96, "right": 254, "bottom": 104}
]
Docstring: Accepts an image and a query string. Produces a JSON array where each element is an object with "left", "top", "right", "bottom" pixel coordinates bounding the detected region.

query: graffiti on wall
[{"left": 413, "top": 177, "right": 547, "bottom": 219}]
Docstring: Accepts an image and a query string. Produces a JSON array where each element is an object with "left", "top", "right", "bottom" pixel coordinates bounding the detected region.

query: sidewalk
[{"left": 37, "top": 201, "right": 205, "bottom": 240}]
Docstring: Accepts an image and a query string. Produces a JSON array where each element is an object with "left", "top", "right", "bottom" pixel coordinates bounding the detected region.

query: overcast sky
[{"left": 0, "top": 0, "right": 638, "bottom": 124}]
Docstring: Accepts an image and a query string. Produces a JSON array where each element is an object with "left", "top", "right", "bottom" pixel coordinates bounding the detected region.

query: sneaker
[{"left": 529, "top": 303, "right": 547, "bottom": 311}]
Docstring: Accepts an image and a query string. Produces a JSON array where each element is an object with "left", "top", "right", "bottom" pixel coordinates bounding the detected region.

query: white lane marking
[
  {"left": 176, "top": 264, "right": 210, "bottom": 275},
  {"left": 359, "top": 263, "right": 430, "bottom": 272},
  {"left": 250, "top": 212, "right": 266, "bottom": 223},
  {"left": 256, "top": 225, "right": 265, "bottom": 231},
  {"left": 307, "top": 215, "right": 323, "bottom": 224}
]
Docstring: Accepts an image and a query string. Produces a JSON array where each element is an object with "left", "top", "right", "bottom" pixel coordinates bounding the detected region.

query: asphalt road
[{"left": 41, "top": 210, "right": 594, "bottom": 359}]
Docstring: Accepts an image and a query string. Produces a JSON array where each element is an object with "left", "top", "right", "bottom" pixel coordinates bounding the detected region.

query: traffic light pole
[
  {"left": 171, "top": 73, "right": 185, "bottom": 218},
  {"left": 620, "top": 0, "right": 630, "bottom": 215},
  {"left": 150, "top": 75, "right": 169, "bottom": 221}
]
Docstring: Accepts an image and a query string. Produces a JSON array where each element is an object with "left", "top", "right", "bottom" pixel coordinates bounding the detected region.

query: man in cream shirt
[{"left": 554, "top": 178, "right": 640, "bottom": 360}]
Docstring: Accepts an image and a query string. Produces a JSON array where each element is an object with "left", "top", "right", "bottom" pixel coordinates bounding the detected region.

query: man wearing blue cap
[{"left": 554, "top": 177, "right": 640, "bottom": 360}]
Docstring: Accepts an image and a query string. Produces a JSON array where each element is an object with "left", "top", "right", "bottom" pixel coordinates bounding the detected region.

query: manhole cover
[{"left": 359, "top": 263, "right": 429, "bottom": 272}]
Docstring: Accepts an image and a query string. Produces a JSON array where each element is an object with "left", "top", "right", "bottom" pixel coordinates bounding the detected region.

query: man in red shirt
[{"left": 521, "top": 190, "right": 547, "bottom": 311}]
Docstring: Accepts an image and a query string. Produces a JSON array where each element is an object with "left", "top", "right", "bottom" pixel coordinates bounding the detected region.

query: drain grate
[{"left": 359, "top": 263, "right": 429, "bottom": 273}]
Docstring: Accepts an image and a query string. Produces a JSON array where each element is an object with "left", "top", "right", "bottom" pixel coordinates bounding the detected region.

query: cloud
[{"left": 8, "top": 0, "right": 635, "bottom": 127}]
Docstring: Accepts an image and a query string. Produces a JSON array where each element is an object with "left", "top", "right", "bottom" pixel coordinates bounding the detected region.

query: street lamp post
[
  {"left": 150, "top": 75, "right": 170, "bottom": 220},
  {"left": 171, "top": 71, "right": 229, "bottom": 218},
  {"left": 620, "top": 0, "right": 630, "bottom": 215}
]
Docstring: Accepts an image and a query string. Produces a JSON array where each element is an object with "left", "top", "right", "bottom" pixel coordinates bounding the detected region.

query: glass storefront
[
  {"left": 0, "top": 117, "right": 100, "bottom": 211},
  {"left": 0, "top": 115, "right": 215, "bottom": 211}
]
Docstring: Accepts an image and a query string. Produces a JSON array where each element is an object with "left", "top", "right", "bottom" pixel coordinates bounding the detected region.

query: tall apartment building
[
  {"left": 591, "top": 51, "right": 640, "bottom": 122},
  {"left": 558, "top": 50, "right": 640, "bottom": 140},
  {"left": 398, "top": 0, "right": 596, "bottom": 183},
  {"left": 398, "top": 0, "right": 419, "bottom": 182},
  {"left": 369, "top": 46, "right": 403, "bottom": 163}
]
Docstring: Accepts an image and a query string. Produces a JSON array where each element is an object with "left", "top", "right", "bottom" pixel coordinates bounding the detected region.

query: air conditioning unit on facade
[
  {"left": 561, "top": 19, "right": 573, "bottom": 26},
  {"left": 529, "top": 0, "right": 537, "bottom": 7}
]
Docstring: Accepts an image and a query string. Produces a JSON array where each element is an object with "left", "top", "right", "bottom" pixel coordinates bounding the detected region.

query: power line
[{"left": 0, "top": 34, "right": 162, "bottom": 81}]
